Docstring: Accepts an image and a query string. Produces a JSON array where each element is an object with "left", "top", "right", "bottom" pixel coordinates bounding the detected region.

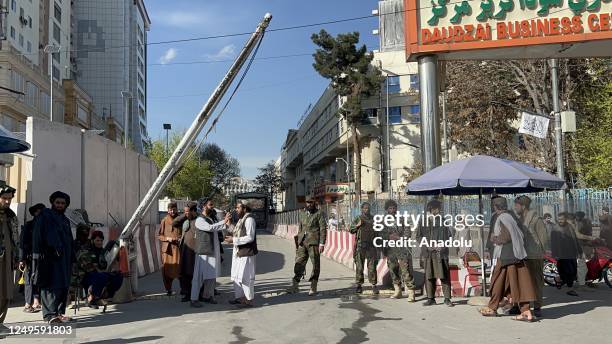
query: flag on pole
[{"left": 518, "top": 112, "right": 549, "bottom": 139}]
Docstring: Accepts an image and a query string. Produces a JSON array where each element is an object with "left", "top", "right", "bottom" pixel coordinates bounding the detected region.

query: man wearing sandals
[{"left": 480, "top": 197, "right": 536, "bottom": 322}]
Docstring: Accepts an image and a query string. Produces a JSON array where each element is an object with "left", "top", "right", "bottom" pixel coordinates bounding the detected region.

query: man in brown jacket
[
  {"left": 158, "top": 202, "right": 182, "bottom": 296},
  {"left": 514, "top": 196, "right": 548, "bottom": 317}
]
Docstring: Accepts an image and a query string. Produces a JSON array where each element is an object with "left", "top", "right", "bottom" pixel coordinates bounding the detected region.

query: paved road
[{"left": 2, "top": 231, "right": 610, "bottom": 343}]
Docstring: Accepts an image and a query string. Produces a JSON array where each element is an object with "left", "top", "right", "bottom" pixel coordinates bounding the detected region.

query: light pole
[
  {"left": 44, "top": 45, "right": 61, "bottom": 122},
  {"left": 163, "top": 123, "right": 171, "bottom": 155},
  {"left": 121, "top": 91, "right": 132, "bottom": 149},
  {"left": 336, "top": 157, "right": 351, "bottom": 227}
]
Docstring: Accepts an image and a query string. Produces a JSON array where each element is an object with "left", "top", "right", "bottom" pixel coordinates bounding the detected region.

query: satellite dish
[{"left": 0, "top": 124, "right": 30, "bottom": 153}]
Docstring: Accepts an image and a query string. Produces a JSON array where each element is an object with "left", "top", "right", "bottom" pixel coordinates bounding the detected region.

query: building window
[
  {"left": 19, "top": 7, "right": 24, "bottom": 17},
  {"left": 10, "top": 70, "right": 25, "bottom": 94},
  {"left": 53, "top": 23, "right": 61, "bottom": 43},
  {"left": 77, "top": 105, "right": 88, "bottom": 123},
  {"left": 389, "top": 106, "right": 402, "bottom": 124},
  {"left": 54, "top": 3, "right": 62, "bottom": 23},
  {"left": 11, "top": 0, "right": 16, "bottom": 11},
  {"left": 40, "top": 92, "right": 50, "bottom": 115},
  {"left": 28, "top": 16, "right": 32, "bottom": 28},
  {"left": 387, "top": 75, "right": 400, "bottom": 94},
  {"left": 52, "top": 52, "right": 60, "bottom": 63},
  {"left": 25, "top": 82, "right": 38, "bottom": 108},
  {"left": 19, "top": 34, "right": 23, "bottom": 47},
  {"left": 409, "top": 104, "right": 420, "bottom": 123},
  {"left": 10, "top": 26, "right": 15, "bottom": 39},
  {"left": 27, "top": 41, "right": 31, "bottom": 52},
  {"left": 52, "top": 66, "right": 60, "bottom": 80},
  {"left": 410, "top": 74, "right": 420, "bottom": 90}
]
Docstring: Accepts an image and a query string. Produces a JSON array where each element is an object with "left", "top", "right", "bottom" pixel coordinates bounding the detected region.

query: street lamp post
[
  {"left": 44, "top": 45, "right": 61, "bottom": 122},
  {"left": 163, "top": 123, "right": 171, "bottom": 155},
  {"left": 336, "top": 157, "right": 351, "bottom": 228},
  {"left": 121, "top": 91, "right": 132, "bottom": 149}
]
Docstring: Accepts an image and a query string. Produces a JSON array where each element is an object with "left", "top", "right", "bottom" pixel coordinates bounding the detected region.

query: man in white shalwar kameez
[
  {"left": 225, "top": 201, "right": 258, "bottom": 307},
  {"left": 190, "top": 205, "right": 229, "bottom": 308}
]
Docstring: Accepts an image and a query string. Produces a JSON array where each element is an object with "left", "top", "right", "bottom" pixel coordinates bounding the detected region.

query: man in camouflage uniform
[
  {"left": 350, "top": 202, "right": 379, "bottom": 294},
  {"left": 383, "top": 200, "right": 416, "bottom": 302},
  {"left": 287, "top": 196, "right": 327, "bottom": 296}
]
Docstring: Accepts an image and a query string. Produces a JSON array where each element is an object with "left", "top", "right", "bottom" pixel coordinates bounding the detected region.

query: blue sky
[{"left": 146, "top": 0, "right": 381, "bottom": 178}]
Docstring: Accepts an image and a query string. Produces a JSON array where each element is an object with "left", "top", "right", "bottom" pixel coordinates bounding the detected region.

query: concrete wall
[{"left": 24, "top": 117, "right": 158, "bottom": 228}]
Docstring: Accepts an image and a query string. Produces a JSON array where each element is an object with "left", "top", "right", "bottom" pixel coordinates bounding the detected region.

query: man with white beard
[{"left": 225, "top": 201, "right": 258, "bottom": 307}]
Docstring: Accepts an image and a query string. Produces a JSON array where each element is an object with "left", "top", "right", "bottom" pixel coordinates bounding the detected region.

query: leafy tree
[
  {"left": 445, "top": 58, "right": 611, "bottom": 187},
  {"left": 311, "top": 30, "right": 383, "bottom": 200},
  {"left": 198, "top": 143, "right": 241, "bottom": 197},
  {"left": 254, "top": 161, "right": 283, "bottom": 206},
  {"left": 148, "top": 132, "right": 213, "bottom": 200}
]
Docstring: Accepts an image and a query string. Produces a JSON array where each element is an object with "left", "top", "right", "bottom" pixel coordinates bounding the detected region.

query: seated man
[{"left": 76, "top": 231, "right": 123, "bottom": 308}]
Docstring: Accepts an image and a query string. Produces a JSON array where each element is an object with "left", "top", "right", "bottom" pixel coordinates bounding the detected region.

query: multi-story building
[
  {"left": 222, "top": 177, "right": 256, "bottom": 197},
  {"left": 279, "top": 0, "right": 421, "bottom": 209},
  {"left": 72, "top": 0, "right": 150, "bottom": 152}
]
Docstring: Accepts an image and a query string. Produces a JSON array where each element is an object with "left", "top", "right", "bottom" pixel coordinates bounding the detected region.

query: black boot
[
  {"left": 444, "top": 298, "right": 454, "bottom": 307},
  {"left": 355, "top": 284, "right": 363, "bottom": 294},
  {"left": 423, "top": 298, "right": 436, "bottom": 306}
]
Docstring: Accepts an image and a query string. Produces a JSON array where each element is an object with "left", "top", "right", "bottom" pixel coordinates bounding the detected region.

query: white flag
[{"left": 518, "top": 112, "right": 549, "bottom": 139}]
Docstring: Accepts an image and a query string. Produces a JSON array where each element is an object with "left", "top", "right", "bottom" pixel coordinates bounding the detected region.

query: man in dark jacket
[
  {"left": 416, "top": 199, "right": 454, "bottom": 307},
  {"left": 173, "top": 202, "right": 198, "bottom": 302},
  {"left": 32, "top": 191, "right": 75, "bottom": 324},
  {"left": 19, "top": 203, "right": 45, "bottom": 313},
  {"left": 0, "top": 184, "right": 19, "bottom": 328}
]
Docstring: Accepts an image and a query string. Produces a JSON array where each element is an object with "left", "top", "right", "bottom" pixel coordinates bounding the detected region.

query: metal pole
[
  {"left": 121, "top": 91, "right": 131, "bottom": 149},
  {"left": 441, "top": 91, "right": 449, "bottom": 163},
  {"left": 478, "top": 191, "right": 487, "bottom": 296},
  {"left": 418, "top": 55, "right": 441, "bottom": 172},
  {"left": 165, "top": 129, "right": 169, "bottom": 155},
  {"left": 550, "top": 59, "right": 565, "bottom": 209},
  {"left": 119, "top": 13, "right": 272, "bottom": 240},
  {"left": 49, "top": 51, "right": 53, "bottom": 122},
  {"left": 386, "top": 74, "right": 391, "bottom": 198}
]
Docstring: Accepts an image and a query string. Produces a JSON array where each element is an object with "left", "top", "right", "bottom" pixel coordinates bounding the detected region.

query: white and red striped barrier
[{"left": 134, "top": 224, "right": 162, "bottom": 277}]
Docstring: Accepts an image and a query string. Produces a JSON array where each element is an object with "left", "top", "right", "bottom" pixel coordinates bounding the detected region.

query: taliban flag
[{"left": 518, "top": 112, "right": 550, "bottom": 139}]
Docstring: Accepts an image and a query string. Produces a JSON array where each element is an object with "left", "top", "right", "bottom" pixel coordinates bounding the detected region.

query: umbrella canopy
[
  {"left": 0, "top": 124, "right": 30, "bottom": 153},
  {"left": 406, "top": 155, "right": 565, "bottom": 195}
]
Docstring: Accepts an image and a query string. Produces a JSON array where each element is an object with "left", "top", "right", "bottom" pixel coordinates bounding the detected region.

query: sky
[{"left": 146, "top": 0, "right": 381, "bottom": 178}]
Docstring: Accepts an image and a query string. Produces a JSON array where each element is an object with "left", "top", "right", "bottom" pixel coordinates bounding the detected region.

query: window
[
  {"left": 53, "top": 23, "right": 61, "bottom": 43},
  {"left": 19, "top": 7, "right": 24, "bottom": 17},
  {"left": 27, "top": 41, "right": 31, "bottom": 53},
  {"left": 410, "top": 74, "right": 420, "bottom": 90},
  {"left": 52, "top": 65, "right": 60, "bottom": 80},
  {"left": 52, "top": 52, "right": 60, "bottom": 63},
  {"left": 40, "top": 92, "right": 50, "bottom": 115},
  {"left": 10, "top": 26, "right": 15, "bottom": 39},
  {"left": 389, "top": 106, "right": 402, "bottom": 124},
  {"left": 28, "top": 16, "right": 32, "bottom": 28},
  {"left": 54, "top": 3, "right": 62, "bottom": 23},
  {"left": 77, "top": 105, "right": 88, "bottom": 122},
  {"left": 409, "top": 104, "right": 420, "bottom": 123},
  {"left": 25, "top": 82, "right": 38, "bottom": 108},
  {"left": 19, "top": 34, "right": 23, "bottom": 47},
  {"left": 11, "top": 0, "right": 16, "bottom": 11},
  {"left": 10, "top": 70, "right": 25, "bottom": 94},
  {"left": 387, "top": 75, "right": 400, "bottom": 94}
]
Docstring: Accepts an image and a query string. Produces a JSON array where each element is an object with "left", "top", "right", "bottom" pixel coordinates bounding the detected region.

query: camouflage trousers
[
  {"left": 292, "top": 244, "right": 321, "bottom": 283},
  {"left": 386, "top": 255, "right": 416, "bottom": 290},
  {"left": 354, "top": 249, "right": 378, "bottom": 285}
]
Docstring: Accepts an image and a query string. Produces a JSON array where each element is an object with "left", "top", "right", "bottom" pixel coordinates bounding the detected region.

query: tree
[
  {"left": 572, "top": 61, "right": 612, "bottom": 187},
  {"left": 148, "top": 132, "right": 213, "bottom": 200},
  {"left": 445, "top": 58, "right": 611, "bottom": 187},
  {"left": 198, "top": 143, "right": 240, "bottom": 197},
  {"left": 311, "top": 30, "right": 383, "bottom": 200},
  {"left": 254, "top": 161, "right": 283, "bottom": 205}
]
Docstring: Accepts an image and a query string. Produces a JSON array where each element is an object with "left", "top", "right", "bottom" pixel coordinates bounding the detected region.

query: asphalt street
[{"left": 2, "top": 231, "right": 610, "bottom": 344}]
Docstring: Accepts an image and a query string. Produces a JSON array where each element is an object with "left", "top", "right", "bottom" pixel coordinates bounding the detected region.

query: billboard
[{"left": 404, "top": 0, "right": 612, "bottom": 60}]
